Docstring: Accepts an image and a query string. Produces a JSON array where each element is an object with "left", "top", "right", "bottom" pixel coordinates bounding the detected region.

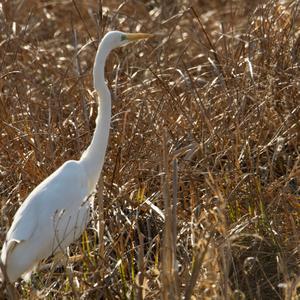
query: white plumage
[
  {"left": 1, "top": 161, "right": 90, "bottom": 282},
  {"left": 1, "top": 31, "right": 152, "bottom": 283}
]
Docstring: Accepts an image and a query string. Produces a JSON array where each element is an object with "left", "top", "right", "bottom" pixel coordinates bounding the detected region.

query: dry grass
[{"left": 0, "top": 0, "right": 300, "bottom": 299}]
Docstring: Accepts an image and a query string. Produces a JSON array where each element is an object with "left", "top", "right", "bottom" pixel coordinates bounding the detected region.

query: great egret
[{"left": 0, "top": 31, "right": 152, "bottom": 283}]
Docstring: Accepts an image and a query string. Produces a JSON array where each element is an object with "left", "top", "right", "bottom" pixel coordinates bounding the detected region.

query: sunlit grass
[{"left": 0, "top": 0, "right": 299, "bottom": 299}]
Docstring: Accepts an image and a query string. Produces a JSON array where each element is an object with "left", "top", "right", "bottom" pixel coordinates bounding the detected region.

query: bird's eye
[{"left": 121, "top": 34, "right": 127, "bottom": 41}]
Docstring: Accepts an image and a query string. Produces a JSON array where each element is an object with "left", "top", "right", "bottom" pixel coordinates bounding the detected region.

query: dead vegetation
[{"left": 0, "top": 0, "right": 299, "bottom": 299}]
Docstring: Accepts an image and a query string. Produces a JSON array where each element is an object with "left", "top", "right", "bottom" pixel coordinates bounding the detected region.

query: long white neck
[{"left": 80, "top": 42, "right": 112, "bottom": 191}]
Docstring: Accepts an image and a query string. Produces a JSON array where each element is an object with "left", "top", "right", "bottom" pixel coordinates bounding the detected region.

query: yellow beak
[{"left": 125, "top": 33, "right": 154, "bottom": 41}]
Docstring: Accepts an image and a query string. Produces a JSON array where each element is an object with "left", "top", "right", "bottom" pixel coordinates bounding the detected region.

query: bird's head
[
  {"left": 93, "top": 30, "right": 153, "bottom": 91},
  {"left": 103, "top": 31, "right": 153, "bottom": 49}
]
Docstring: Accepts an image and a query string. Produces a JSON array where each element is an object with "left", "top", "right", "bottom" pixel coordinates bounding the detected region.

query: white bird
[{"left": 0, "top": 31, "right": 152, "bottom": 283}]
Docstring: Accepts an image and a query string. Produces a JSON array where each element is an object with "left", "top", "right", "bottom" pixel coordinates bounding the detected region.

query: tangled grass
[{"left": 0, "top": 0, "right": 299, "bottom": 299}]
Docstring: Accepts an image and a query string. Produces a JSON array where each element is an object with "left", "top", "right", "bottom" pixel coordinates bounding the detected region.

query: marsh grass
[{"left": 0, "top": 0, "right": 299, "bottom": 299}]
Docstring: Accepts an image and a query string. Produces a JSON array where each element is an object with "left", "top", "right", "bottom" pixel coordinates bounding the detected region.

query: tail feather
[
  {"left": 21, "top": 263, "right": 38, "bottom": 283},
  {"left": 0, "top": 268, "right": 3, "bottom": 283},
  {"left": 0, "top": 258, "right": 5, "bottom": 283},
  {"left": 21, "top": 270, "right": 32, "bottom": 283}
]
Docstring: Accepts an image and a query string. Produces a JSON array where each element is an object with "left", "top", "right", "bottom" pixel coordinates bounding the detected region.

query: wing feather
[
  {"left": 1, "top": 160, "right": 91, "bottom": 282},
  {"left": 6, "top": 160, "right": 88, "bottom": 242}
]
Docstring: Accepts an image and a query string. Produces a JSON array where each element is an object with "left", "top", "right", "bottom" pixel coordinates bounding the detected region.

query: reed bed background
[{"left": 0, "top": 0, "right": 299, "bottom": 299}]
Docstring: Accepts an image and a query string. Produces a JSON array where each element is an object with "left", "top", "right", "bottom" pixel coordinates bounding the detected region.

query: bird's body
[
  {"left": 1, "top": 161, "right": 90, "bottom": 282},
  {"left": 0, "top": 31, "right": 152, "bottom": 283}
]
